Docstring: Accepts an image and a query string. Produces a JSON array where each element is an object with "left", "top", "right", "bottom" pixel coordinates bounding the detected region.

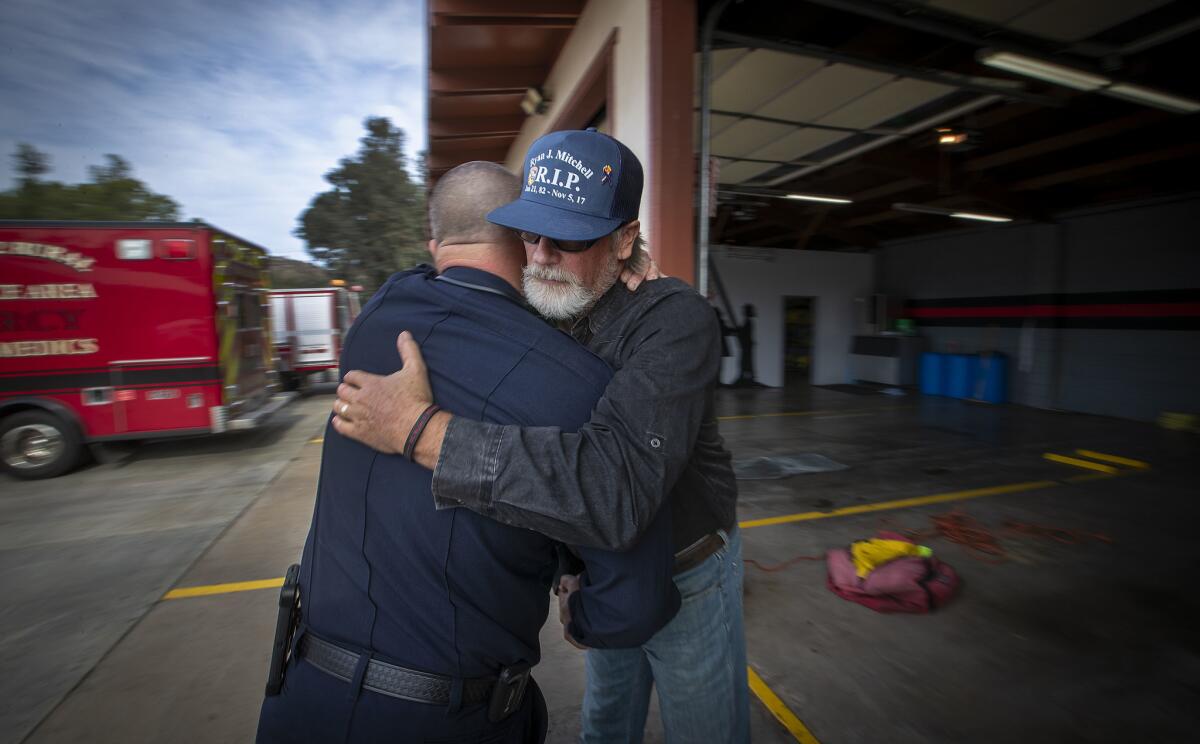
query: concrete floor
[{"left": 4, "top": 384, "right": 1199, "bottom": 742}]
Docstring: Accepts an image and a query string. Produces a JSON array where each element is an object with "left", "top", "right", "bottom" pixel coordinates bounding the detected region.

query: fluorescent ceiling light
[
  {"left": 979, "top": 51, "right": 1109, "bottom": 91},
  {"left": 1105, "top": 83, "right": 1200, "bottom": 114},
  {"left": 893, "top": 203, "right": 1012, "bottom": 223},
  {"left": 950, "top": 211, "right": 1013, "bottom": 223},
  {"left": 785, "top": 193, "right": 852, "bottom": 204},
  {"left": 978, "top": 50, "right": 1200, "bottom": 114}
]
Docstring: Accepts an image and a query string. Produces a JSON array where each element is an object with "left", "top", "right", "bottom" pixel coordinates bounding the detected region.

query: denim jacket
[{"left": 432, "top": 277, "right": 737, "bottom": 551}]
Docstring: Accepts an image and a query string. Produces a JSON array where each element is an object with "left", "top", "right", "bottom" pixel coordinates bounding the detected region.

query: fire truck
[
  {"left": 0, "top": 221, "right": 294, "bottom": 479},
  {"left": 268, "top": 286, "right": 360, "bottom": 390}
]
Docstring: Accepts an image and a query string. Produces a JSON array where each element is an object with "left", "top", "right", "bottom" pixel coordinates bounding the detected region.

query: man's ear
[
  {"left": 616, "top": 220, "right": 640, "bottom": 261},
  {"left": 427, "top": 238, "right": 438, "bottom": 261}
]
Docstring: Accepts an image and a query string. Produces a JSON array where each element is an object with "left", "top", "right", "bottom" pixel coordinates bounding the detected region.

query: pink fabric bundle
[{"left": 826, "top": 531, "right": 960, "bottom": 613}]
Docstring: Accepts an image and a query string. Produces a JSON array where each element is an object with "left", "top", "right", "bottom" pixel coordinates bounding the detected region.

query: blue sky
[{"left": 0, "top": 0, "right": 426, "bottom": 260}]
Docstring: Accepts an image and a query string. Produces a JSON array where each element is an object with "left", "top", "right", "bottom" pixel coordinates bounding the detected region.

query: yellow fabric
[{"left": 851, "top": 539, "right": 932, "bottom": 578}]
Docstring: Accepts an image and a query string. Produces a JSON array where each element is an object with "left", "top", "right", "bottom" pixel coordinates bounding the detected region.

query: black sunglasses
[{"left": 515, "top": 230, "right": 605, "bottom": 254}]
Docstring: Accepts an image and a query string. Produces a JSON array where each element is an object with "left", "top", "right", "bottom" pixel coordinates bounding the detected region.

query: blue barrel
[
  {"left": 919, "top": 352, "right": 945, "bottom": 396},
  {"left": 977, "top": 353, "right": 1008, "bottom": 404},
  {"left": 945, "top": 354, "right": 977, "bottom": 399}
]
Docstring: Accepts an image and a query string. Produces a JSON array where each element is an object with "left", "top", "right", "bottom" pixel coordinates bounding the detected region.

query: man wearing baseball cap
[{"left": 334, "top": 129, "right": 748, "bottom": 742}]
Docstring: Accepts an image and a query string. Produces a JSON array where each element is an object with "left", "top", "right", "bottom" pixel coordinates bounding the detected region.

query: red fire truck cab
[{"left": 0, "top": 221, "right": 295, "bottom": 479}]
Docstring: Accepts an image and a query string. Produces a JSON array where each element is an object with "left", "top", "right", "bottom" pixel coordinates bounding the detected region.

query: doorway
[{"left": 783, "top": 296, "right": 815, "bottom": 386}]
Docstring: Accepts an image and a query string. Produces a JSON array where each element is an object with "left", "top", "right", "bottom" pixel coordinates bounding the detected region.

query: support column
[{"left": 647, "top": 0, "right": 696, "bottom": 284}]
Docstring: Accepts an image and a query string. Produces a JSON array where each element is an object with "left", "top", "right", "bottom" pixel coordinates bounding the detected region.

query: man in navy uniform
[
  {"left": 335, "top": 131, "right": 747, "bottom": 743},
  {"left": 257, "top": 161, "right": 679, "bottom": 743}
]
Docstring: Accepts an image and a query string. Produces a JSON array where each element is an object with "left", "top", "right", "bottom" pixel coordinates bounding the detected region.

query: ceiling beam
[
  {"left": 842, "top": 210, "right": 904, "bottom": 229},
  {"left": 1012, "top": 142, "right": 1200, "bottom": 191},
  {"left": 429, "top": 116, "right": 526, "bottom": 139},
  {"left": 718, "top": 203, "right": 881, "bottom": 249},
  {"left": 821, "top": 224, "right": 880, "bottom": 249},
  {"left": 965, "top": 110, "right": 1167, "bottom": 172},
  {"left": 843, "top": 194, "right": 969, "bottom": 228},
  {"left": 427, "top": 147, "right": 509, "bottom": 172},
  {"left": 794, "top": 208, "right": 830, "bottom": 250},
  {"left": 434, "top": 17, "right": 577, "bottom": 28},
  {"left": 849, "top": 177, "right": 925, "bottom": 202},
  {"left": 722, "top": 218, "right": 787, "bottom": 240},
  {"left": 705, "top": 108, "right": 904, "bottom": 137},
  {"left": 430, "top": 66, "right": 547, "bottom": 95},
  {"left": 715, "top": 155, "right": 821, "bottom": 168},
  {"left": 856, "top": 150, "right": 1045, "bottom": 219}
]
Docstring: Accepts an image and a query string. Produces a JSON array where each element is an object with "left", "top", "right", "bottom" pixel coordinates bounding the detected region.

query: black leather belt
[
  {"left": 298, "top": 633, "right": 495, "bottom": 706},
  {"left": 673, "top": 532, "right": 725, "bottom": 574}
]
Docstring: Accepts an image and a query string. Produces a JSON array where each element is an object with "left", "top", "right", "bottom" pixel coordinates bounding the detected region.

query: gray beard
[{"left": 523, "top": 253, "right": 619, "bottom": 321}]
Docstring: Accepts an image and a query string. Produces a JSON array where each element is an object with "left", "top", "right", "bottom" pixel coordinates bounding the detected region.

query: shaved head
[{"left": 429, "top": 162, "right": 519, "bottom": 245}]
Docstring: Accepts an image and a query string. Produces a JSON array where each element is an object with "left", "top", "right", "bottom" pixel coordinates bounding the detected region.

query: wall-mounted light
[
  {"left": 521, "top": 87, "right": 550, "bottom": 116},
  {"left": 935, "top": 126, "right": 980, "bottom": 151},
  {"left": 937, "top": 128, "right": 968, "bottom": 147},
  {"left": 893, "top": 202, "right": 1012, "bottom": 223}
]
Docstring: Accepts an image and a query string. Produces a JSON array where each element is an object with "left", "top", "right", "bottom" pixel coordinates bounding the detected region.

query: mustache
[{"left": 524, "top": 264, "right": 581, "bottom": 286}]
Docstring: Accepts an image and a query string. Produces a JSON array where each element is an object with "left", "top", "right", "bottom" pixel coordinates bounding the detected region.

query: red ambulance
[{"left": 0, "top": 221, "right": 294, "bottom": 479}]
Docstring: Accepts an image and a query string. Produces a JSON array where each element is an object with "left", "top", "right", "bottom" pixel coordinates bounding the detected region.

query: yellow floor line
[
  {"left": 748, "top": 666, "right": 822, "bottom": 744},
  {"left": 308, "top": 437, "right": 324, "bottom": 444},
  {"left": 163, "top": 577, "right": 284, "bottom": 600},
  {"left": 1075, "top": 449, "right": 1149, "bottom": 470},
  {"left": 1043, "top": 453, "right": 1119, "bottom": 475},
  {"left": 166, "top": 469, "right": 1133, "bottom": 600},
  {"left": 739, "top": 479, "right": 1060, "bottom": 529}
]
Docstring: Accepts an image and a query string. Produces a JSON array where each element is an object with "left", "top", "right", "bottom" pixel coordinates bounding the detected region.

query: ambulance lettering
[
  {"left": 0, "top": 338, "right": 99, "bottom": 357},
  {"left": 0, "top": 284, "right": 99, "bottom": 300},
  {"left": 0, "top": 242, "right": 95, "bottom": 272}
]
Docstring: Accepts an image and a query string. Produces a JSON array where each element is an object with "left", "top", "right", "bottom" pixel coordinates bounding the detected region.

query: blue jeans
[{"left": 580, "top": 527, "right": 749, "bottom": 744}]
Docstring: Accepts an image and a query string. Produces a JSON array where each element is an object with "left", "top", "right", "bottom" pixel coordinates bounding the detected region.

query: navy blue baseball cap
[{"left": 487, "top": 128, "right": 643, "bottom": 242}]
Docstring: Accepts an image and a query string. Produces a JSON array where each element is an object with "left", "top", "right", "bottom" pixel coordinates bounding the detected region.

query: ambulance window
[{"left": 239, "top": 293, "right": 262, "bottom": 330}]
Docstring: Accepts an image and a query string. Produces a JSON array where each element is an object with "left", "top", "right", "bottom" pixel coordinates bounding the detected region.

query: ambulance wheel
[{"left": 0, "top": 410, "right": 84, "bottom": 480}]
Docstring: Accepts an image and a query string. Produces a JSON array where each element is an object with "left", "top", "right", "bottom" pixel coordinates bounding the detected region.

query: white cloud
[{"left": 0, "top": 0, "right": 427, "bottom": 260}]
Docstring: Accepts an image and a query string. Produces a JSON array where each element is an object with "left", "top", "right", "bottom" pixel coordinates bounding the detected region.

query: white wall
[
  {"left": 504, "top": 0, "right": 653, "bottom": 237},
  {"left": 711, "top": 246, "right": 875, "bottom": 387}
]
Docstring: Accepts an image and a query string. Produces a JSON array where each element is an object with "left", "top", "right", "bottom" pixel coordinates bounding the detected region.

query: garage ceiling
[{"left": 702, "top": 0, "right": 1200, "bottom": 250}]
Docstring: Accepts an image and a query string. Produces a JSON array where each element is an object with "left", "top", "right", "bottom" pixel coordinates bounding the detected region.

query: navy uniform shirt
[
  {"left": 433, "top": 277, "right": 737, "bottom": 552},
  {"left": 298, "top": 266, "right": 679, "bottom": 680}
]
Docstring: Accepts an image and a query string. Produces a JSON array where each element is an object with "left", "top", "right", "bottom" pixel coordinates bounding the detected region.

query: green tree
[
  {"left": 296, "top": 117, "right": 427, "bottom": 296},
  {"left": 0, "top": 144, "right": 181, "bottom": 220},
  {"left": 15, "top": 143, "right": 49, "bottom": 185}
]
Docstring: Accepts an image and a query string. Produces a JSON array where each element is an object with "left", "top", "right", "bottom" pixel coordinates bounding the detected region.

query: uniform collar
[{"left": 438, "top": 266, "right": 525, "bottom": 305}]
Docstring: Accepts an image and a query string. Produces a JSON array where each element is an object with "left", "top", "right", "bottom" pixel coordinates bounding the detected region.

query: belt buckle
[{"left": 487, "top": 663, "right": 531, "bottom": 723}]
